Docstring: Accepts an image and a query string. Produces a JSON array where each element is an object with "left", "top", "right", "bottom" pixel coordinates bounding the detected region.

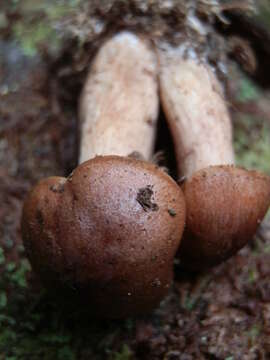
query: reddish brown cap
[
  {"left": 22, "top": 155, "right": 186, "bottom": 318},
  {"left": 178, "top": 165, "right": 270, "bottom": 270}
]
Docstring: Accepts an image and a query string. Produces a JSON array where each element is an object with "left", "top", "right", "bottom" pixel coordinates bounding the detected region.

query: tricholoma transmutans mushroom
[
  {"left": 21, "top": 32, "right": 186, "bottom": 318},
  {"left": 158, "top": 42, "right": 270, "bottom": 270}
]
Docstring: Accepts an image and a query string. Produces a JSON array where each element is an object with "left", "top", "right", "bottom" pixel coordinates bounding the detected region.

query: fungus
[
  {"left": 159, "top": 48, "right": 270, "bottom": 270},
  {"left": 21, "top": 32, "right": 186, "bottom": 318}
]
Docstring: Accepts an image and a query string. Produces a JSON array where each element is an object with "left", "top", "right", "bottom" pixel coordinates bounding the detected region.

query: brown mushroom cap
[
  {"left": 22, "top": 155, "right": 186, "bottom": 318},
  {"left": 178, "top": 165, "right": 270, "bottom": 270}
]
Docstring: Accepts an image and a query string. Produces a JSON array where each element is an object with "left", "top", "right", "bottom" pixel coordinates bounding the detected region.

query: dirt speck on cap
[
  {"left": 168, "top": 208, "right": 176, "bottom": 217},
  {"left": 137, "top": 185, "right": 159, "bottom": 212}
]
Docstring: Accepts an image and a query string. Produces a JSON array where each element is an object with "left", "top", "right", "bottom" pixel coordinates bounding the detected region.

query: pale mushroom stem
[
  {"left": 79, "top": 32, "right": 159, "bottom": 164},
  {"left": 158, "top": 48, "right": 235, "bottom": 178},
  {"left": 158, "top": 47, "right": 270, "bottom": 270}
]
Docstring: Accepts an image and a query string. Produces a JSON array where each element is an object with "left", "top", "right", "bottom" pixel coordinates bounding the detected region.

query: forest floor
[{"left": 1, "top": 1, "right": 270, "bottom": 359}]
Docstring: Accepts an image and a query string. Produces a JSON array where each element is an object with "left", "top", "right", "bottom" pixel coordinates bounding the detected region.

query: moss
[
  {"left": 235, "top": 120, "right": 270, "bottom": 174},
  {"left": 9, "top": 0, "right": 82, "bottom": 56},
  {"left": 243, "top": 325, "right": 261, "bottom": 347},
  {"left": 256, "top": 0, "right": 270, "bottom": 29},
  {"left": 0, "top": 247, "right": 131, "bottom": 359},
  {"left": 248, "top": 268, "right": 258, "bottom": 283},
  {"left": 0, "top": 293, "right": 7, "bottom": 310},
  {"left": 8, "top": 260, "right": 31, "bottom": 288},
  {"left": 0, "top": 247, "right": 5, "bottom": 265},
  {"left": 236, "top": 77, "right": 261, "bottom": 103},
  {"left": 112, "top": 345, "right": 133, "bottom": 360},
  {"left": 233, "top": 75, "right": 270, "bottom": 174},
  {"left": 13, "top": 18, "right": 60, "bottom": 57}
]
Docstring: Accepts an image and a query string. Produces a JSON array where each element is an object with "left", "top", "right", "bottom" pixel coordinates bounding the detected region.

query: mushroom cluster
[{"left": 22, "top": 30, "right": 270, "bottom": 318}]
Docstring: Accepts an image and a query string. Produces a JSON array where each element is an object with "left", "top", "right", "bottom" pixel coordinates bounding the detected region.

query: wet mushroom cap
[
  {"left": 22, "top": 155, "right": 186, "bottom": 318},
  {"left": 178, "top": 165, "right": 270, "bottom": 270}
]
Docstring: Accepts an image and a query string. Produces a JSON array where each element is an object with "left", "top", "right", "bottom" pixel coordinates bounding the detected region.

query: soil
[{"left": 1, "top": 2, "right": 270, "bottom": 360}]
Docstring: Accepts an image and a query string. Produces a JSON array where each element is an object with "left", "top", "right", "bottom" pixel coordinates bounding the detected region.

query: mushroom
[
  {"left": 21, "top": 32, "right": 186, "bottom": 318},
  {"left": 158, "top": 47, "right": 270, "bottom": 270}
]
